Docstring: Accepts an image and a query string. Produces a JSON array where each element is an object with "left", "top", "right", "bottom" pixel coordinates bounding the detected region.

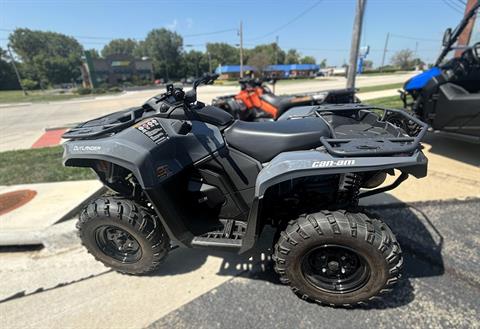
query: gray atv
[{"left": 62, "top": 75, "right": 428, "bottom": 306}]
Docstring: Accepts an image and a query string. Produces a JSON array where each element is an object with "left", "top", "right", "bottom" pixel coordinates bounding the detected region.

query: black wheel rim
[
  {"left": 95, "top": 225, "right": 142, "bottom": 263},
  {"left": 301, "top": 244, "right": 370, "bottom": 294}
]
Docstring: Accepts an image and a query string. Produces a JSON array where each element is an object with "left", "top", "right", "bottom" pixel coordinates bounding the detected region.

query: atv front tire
[
  {"left": 77, "top": 197, "right": 170, "bottom": 275},
  {"left": 273, "top": 210, "right": 402, "bottom": 306}
]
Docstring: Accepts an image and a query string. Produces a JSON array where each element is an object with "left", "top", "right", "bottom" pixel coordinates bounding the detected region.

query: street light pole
[
  {"left": 346, "top": 0, "right": 367, "bottom": 89},
  {"left": 7, "top": 46, "right": 28, "bottom": 96},
  {"left": 239, "top": 20, "right": 244, "bottom": 78}
]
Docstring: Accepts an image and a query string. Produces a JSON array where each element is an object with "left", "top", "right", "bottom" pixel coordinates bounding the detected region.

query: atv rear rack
[{"left": 313, "top": 104, "right": 428, "bottom": 157}]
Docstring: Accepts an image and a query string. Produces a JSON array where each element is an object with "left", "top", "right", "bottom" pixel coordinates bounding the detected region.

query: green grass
[
  {"left": 0, "top": 146, "right": 96, "bottom": 186},
  {"left": 364, "top": 95, "right": 404, "bottom": 109},
  {"left": 357, "top": 83, "right": 404, "bottom": 93},
  {"left": 0, "top": 90, "right": 91, "bottom": 104}
]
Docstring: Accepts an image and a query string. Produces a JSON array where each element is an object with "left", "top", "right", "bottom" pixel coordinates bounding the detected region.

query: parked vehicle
[
  {"left": 62, "top": 75, "right": 428, "bottom": 306},
  {"left": 397, "top": 2, "right": 480, "bottom": 142},
  {"left": 212, "top": 77, "right": 357, "bottom": 121}
]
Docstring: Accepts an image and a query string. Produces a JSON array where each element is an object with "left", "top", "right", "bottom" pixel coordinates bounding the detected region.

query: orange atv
[{"left": 212, "top": 77, "right": 358, "bottom": 121}]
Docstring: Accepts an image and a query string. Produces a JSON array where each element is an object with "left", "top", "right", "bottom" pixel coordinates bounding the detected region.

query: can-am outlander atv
[
  {"left": 212, "top": 77, "right": 357, "bottom": 121},
  {"left": 63, "top": 75, "right": 428, "bottom": 306},
  {"left": 397, "top": 2, "right": 480, "bottom": 142}
]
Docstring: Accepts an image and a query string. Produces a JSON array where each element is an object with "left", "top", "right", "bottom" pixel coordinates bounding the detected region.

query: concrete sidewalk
[{"left": 0, "top": 181, "right": 103, "bottom": 246}]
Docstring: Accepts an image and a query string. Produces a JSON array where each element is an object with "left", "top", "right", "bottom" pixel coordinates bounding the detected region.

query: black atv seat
[
  {"left": 224, "top": 117, "right": 331, "bottom": 163},
  {"left": 261, "top": 93, "right": 296, "bottom": 115}
]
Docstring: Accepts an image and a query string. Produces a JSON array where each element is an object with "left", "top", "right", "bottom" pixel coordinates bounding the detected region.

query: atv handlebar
[{"left": 193, "top": 73, "right": 219, "bottom": 90}]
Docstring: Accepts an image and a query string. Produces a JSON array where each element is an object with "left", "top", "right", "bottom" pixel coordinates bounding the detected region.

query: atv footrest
[{"left": 191, "top": 219, "right": 246, "bottom": 249}]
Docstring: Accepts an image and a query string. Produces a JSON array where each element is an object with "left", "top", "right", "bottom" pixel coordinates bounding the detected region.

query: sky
[{"left": 0, "top": 0, "right": 469, "bottom": 67}]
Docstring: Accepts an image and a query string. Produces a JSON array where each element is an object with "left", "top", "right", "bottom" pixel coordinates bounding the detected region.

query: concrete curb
[
  {"left": 55, "top": 186, "right": 107, "bottom": 224},
  {"left": 0, "top": 102, "right": 32, "bottom": 108}
]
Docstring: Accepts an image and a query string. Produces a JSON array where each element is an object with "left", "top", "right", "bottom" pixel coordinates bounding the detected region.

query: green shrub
[
  {"left": 92, "top": 88, "right": 107, "bottom": 94},
  {"left": 76, "top": 87, "right": 92, "bottom": 95},
  {"left": 21, "top": 79, "right": 38, "bottom": 90},
  {"left": 108, "top": 86, "right": 123, "bottom": 93}
]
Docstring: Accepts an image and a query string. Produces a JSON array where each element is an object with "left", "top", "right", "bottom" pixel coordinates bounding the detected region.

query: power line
[
  {"left": 390, "top": 33, "right": 440, "bottom": 42},
  {"left": 183, "top": 28, "right": 237, "bottom": 38},
  {"left": 248, "top": 0, "right": 323, "bottom": 41},
  {"left": 441, "top": 0, "right": 464, "bottom": 14},
  {"left": 447, "top": 0, "right": 465, "bottom": 10}
]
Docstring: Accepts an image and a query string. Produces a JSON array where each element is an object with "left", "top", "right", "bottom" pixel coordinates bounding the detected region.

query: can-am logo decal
[
  {"left": 72, "top": 145, "right": 102, "bottom": 152},
  {"left": 312, "top": 159, "right": 356, "bottom": 168}
]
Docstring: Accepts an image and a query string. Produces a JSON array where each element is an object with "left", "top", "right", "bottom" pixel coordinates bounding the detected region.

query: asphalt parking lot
[
  {"left": 148, "top": 199, "right": 480, "bottom": 329},
  {"left": 1, "top": 198, "right": 479, "bottom": 329}
]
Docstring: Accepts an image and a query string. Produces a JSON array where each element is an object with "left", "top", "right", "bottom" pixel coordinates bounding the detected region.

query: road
[{"left": 0, "top": 73, "right": 414, "bottom": 152}]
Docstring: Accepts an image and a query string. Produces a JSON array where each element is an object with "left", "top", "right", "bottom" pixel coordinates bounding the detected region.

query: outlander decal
[{"left": 72, "top": 145, "right": 102, "bottom": 152}]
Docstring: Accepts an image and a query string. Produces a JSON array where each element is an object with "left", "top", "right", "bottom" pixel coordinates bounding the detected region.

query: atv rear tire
[
  {"left": 77, "top": 197, "right": 170, "bottom": 275},
  {"left": 273, "top": 210, "right": 402, "bottom": 306}
]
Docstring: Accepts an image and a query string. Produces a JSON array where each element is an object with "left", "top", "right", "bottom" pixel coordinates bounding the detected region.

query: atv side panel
[{"left": 64, "top": 118, "right": 225, "bottom": 188}]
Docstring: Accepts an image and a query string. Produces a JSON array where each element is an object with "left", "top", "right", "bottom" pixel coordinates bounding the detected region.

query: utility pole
[
  {"left": 274, "top": 35, "right": 279, "bottom": 65},
  {"left": 346, "top": 0, "right": 367, "bottom": 89},
  {"left": 207, "top": 51, "right": 212, "bottom": 73},
  {"left": 7, "top": 46, "right": 28, "bottom": 96},
  {"left": 239, "top": 20, "right": 244, "bottom": 78},
  {"left": 380, "top": 32, "right": 389, "bottom": 72}
]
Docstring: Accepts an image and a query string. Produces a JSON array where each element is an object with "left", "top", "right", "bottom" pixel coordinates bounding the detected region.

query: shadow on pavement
[
  {"left": 423, "top": 133, "right": 480, "bottom": 167},
  {"left": 149, "top": 195, "right": 445, "bottom": 309}
]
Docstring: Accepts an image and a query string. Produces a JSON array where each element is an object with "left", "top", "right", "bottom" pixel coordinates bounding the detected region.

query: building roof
[
  {"left": 265, "top": 64, "right": 320, "bottom": 71},
  {"left": 215, "top": 64, "right": 319, "bottom": 73},
  {"left": 215, "top": 65, "right": 256, "bottom": 74}
]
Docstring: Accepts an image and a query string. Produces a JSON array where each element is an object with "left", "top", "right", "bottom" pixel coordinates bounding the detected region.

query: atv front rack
[
  {"left": 62, "top": 107, "right": 146, "bottom": 139},
  {"left": 313, "top": 104, "right": 428, "bottom": 157}
]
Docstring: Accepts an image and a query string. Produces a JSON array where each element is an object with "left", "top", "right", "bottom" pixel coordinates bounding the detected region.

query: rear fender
[
  {"left": 255, "top": 150, "right": 428, "bottom": 198},
  {"left": 239, "top": 149, "right": 427, "bottom": 253}
]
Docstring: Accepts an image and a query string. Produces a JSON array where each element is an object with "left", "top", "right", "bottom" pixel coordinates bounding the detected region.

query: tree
[
  {"left": 412, "top": 58, "right": 425, "bottom": 69},
  {"left": 182, "top": 50, "right": 208, "bottom": 77},
  {"left": 86, "top": 49, "right": 100, "bottom": 58},
  {"left": 247, "top": 43, "right": 285, "bottom": 65},
  {"left": 319, "top": 59, "right": 327, "bottom": 68},
  {"left": 8, "top": 28, "right": 83, "bottom": 85},
  {"left": 206, "top": 43, "right": 239, "bottom": 68},
  {"left": 247, "top": 51, "right": 270, "bottom": 76},
  {"left": 363, "top": 60, "right": 373, "bottom": 69},
  {"left": 138, "top": 28, "right": 183, "bottom": 80},
  {"left": 391, "top": 49, "right": 415, "bottom": 70},
  {"left": 101, "top": 38, "right": 138, "bottom": 58},
  {"left": 285, "top": 49, "right": 300, "bottom": 64},
  {"left": 300, "top": 56, "right": 316, "bottom": 64},
  {"left": 0, "top": 47, "right": 20, "bottom": 90}
]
